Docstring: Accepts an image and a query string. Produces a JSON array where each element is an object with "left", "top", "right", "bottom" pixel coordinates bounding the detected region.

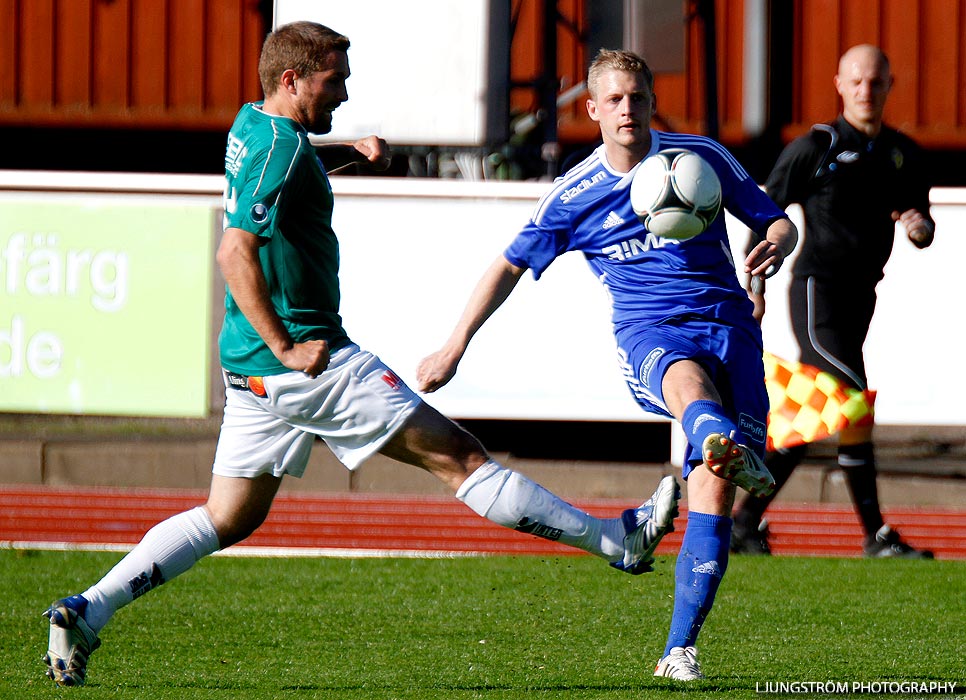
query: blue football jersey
[{"left": 504, "top": 131, "right": 787, "bottom": 335}]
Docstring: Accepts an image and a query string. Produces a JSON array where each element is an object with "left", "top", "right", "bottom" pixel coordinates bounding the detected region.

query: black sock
[
  {"left": 838, "top": 442, "right": 884, "bottom": 538},
  {"left": 734, "top": 444, "right": 807, "bottom": 530}
]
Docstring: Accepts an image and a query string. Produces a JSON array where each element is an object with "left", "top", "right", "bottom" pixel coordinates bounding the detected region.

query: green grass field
[{"left": 2, "top": 550, "right": 963, "bottom": 699}]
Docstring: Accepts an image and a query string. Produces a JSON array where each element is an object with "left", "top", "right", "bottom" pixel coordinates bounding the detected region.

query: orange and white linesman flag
[{"left": 763, "top": 351, "right": 876, "bottom": 452}]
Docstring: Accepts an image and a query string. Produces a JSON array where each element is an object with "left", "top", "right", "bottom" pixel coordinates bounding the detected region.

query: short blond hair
[{"left": 587, "top": 49, "right": 654, "bottom": 100}]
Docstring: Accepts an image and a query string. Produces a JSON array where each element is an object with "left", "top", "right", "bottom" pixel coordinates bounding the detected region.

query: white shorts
[{"left": 212, "top": 344, "right": 422, "bottom": 479}]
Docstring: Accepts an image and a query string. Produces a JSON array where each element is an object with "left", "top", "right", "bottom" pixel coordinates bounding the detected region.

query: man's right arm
[
  {"left": 217, "top": 227, "right": 330, "bottom": 376},
  {"left": 416, "top": 255, "right": 526, "bottom": 393},
  {"left": 313, "top": 135, "right": 392, "bottom": 174},
  {"left": 742, "top": 134, "right": 815, "bottom": 323}
]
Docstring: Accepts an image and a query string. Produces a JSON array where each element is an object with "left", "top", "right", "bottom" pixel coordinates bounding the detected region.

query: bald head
[
  {"left": 834, "top": 44, "right": 893, "bottom": 136},
  {"left": 838, "top": 44, "right": 890, "bottom": 78}
]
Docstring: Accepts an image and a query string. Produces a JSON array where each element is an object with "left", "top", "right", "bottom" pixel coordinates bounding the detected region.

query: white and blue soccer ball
[{"left": 629, "top": 148, "right": 722, "bottom": 240}]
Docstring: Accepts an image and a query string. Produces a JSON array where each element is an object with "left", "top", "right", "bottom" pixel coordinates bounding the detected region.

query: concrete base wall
[{"left": 3, "top": 436, "right": 963, "bottom": 508}]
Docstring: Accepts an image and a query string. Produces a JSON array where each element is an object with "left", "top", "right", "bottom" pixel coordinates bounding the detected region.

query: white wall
[
  {"left": 273, "top": 1, "right": 508, "bottom": 147},
  {"left": 2, "top": 171, "right": 963, "bottom": 427},
  {"left": 335, "top": 179, "right": 966, "bottom": 427},
  {"left": 331, "top": 178, "right": 648, "bottom": 421},
  {"left": 744, "top": 190, "right": 966, "bottom": 426}
]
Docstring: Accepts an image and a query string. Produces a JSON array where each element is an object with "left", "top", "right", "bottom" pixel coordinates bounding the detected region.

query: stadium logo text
[{"left": 559, "top": 171, "right": 607, "bottom": 203}]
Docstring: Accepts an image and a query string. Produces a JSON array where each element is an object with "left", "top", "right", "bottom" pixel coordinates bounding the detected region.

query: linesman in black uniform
[{"left": 734, "top": 44, "right": 935, "bottom": 558}]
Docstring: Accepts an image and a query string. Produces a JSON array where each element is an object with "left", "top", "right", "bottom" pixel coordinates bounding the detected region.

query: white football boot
[
  {"left": 655, "top": 646, "right": 705, "bottom": 680},
  {"left": 702, "top": 433, "right": 776, "bottom": 497},
  {"left": 43, "top": 595, "right": 101, "bottom": 687},
  {"left": 610, "top": 475, "right": 680, "bottom": 574}
]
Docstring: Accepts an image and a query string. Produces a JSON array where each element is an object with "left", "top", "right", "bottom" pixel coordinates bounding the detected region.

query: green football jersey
[{"left": 220, "top": 102, "right": 350, "bottom": 375}]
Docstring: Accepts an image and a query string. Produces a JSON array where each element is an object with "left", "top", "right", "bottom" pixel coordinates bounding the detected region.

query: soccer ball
[{"left": 629, "top": 148, "right": 722, "bottom": 240}]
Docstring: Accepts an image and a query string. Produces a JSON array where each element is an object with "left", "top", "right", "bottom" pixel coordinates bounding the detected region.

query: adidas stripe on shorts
[{"left": 212, "top": 343, "right": 422, "bottom": 478}]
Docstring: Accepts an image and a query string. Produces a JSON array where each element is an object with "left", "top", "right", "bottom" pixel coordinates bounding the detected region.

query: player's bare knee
[
  {"left": 203, "top": 504, "right": 267, "bottom": 548},
  {"left": 428, "top": 445, "right": 489, "bottom": 487}
]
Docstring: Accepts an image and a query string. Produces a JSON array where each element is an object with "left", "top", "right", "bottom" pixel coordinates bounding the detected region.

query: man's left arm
[
  {"left": 893, "top": 208, "right": 934, "bottom": 249},
  {"left": 893, "top": 137, "right": 935, "bottom": 250}
]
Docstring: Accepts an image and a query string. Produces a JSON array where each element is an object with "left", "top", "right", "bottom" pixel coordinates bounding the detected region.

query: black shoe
[
  {"left": 730, "top": 519, "right": 771, "bottom": 555},
  {"left": 864, "top": 524, "right": 934, "bottom": 559}
]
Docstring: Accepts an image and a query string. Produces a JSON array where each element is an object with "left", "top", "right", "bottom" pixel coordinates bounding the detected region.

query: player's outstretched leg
[
  {"left": 43, "top": 595, "right": 101, "bottom": 687},
  {"left": 702, "top": 433, "right": 775, "bottom": 497},
  {"left": 610, "top": 474, "right": 680, "bottom": 574},
  {"left": 457, "top": 461, "right": 679, "bottom": 571}
]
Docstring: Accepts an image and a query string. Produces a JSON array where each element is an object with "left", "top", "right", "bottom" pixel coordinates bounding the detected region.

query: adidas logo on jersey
[
  {"left": 691, "top": 560, "right": 723, "bottom": 577},
  {"left": 602, "top": 211, "right": 625, "bottom": 230}
]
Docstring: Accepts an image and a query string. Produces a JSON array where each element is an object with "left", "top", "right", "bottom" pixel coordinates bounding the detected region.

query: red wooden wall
[
  {"left": 0, "top": 0, "right": 265, "bottom": 130},
  {"left": 509, "top": 0, "right": 757, "bottom": 145},
  {"left": 1, "top": 0, "right": 964, "bottom": 149},
  {"left": 789, "top": 0, "right": 966, "bottom": 146},
  {"left": 510, "top": 0, "right": 966, "bottom": 148}
]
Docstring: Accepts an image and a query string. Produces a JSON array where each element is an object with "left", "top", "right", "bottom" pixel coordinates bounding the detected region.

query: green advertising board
[{"left": 0, "top": 197, "right": 214, "bottom": 416}]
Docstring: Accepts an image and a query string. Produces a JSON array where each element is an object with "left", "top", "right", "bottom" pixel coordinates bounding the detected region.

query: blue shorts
[{"left": 616, "top": 318, "right": 768, "bottom": 476}]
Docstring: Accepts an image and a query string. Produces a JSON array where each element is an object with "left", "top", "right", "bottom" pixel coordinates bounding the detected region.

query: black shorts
[{"left": 788, "top": 275, "right": 876, "bottom": 390}]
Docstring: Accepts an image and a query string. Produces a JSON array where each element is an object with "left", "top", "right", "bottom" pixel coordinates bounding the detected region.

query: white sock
[
  {"left": 456, "top": 460, "right": 625, "bottom": 561},
  {"left": 81, "top": 506, "right": 220, "bottom": 633}
]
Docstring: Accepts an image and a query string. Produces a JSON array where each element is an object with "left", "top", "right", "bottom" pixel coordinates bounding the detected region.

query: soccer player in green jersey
[{"left": 42, "top": 21, "right": 681, "bottom": 687}]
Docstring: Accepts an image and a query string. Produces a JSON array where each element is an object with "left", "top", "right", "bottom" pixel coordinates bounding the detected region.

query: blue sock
[
  {"left": 664, "top": 511, "right": 731, "bottom": 655},
  {"left": 680, "top": 400, "right": 738, "bottom": 452}
]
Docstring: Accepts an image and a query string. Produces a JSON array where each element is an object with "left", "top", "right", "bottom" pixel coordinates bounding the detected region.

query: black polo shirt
[{"left": 765, "top": 116, "right": 933, "bottom": 286}]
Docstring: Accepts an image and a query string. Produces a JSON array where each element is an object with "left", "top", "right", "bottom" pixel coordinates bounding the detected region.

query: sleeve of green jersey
[{"left": 224, "top": 139, "right": 303, "bottom": 239}]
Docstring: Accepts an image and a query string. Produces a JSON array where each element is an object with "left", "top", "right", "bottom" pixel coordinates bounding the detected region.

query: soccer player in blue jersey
[
  {"left": 41, "top": 26, "right": 680, "bottom": 687},
  {"left": 418, "top": 49, "right": 798, "bottom": 681}
]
